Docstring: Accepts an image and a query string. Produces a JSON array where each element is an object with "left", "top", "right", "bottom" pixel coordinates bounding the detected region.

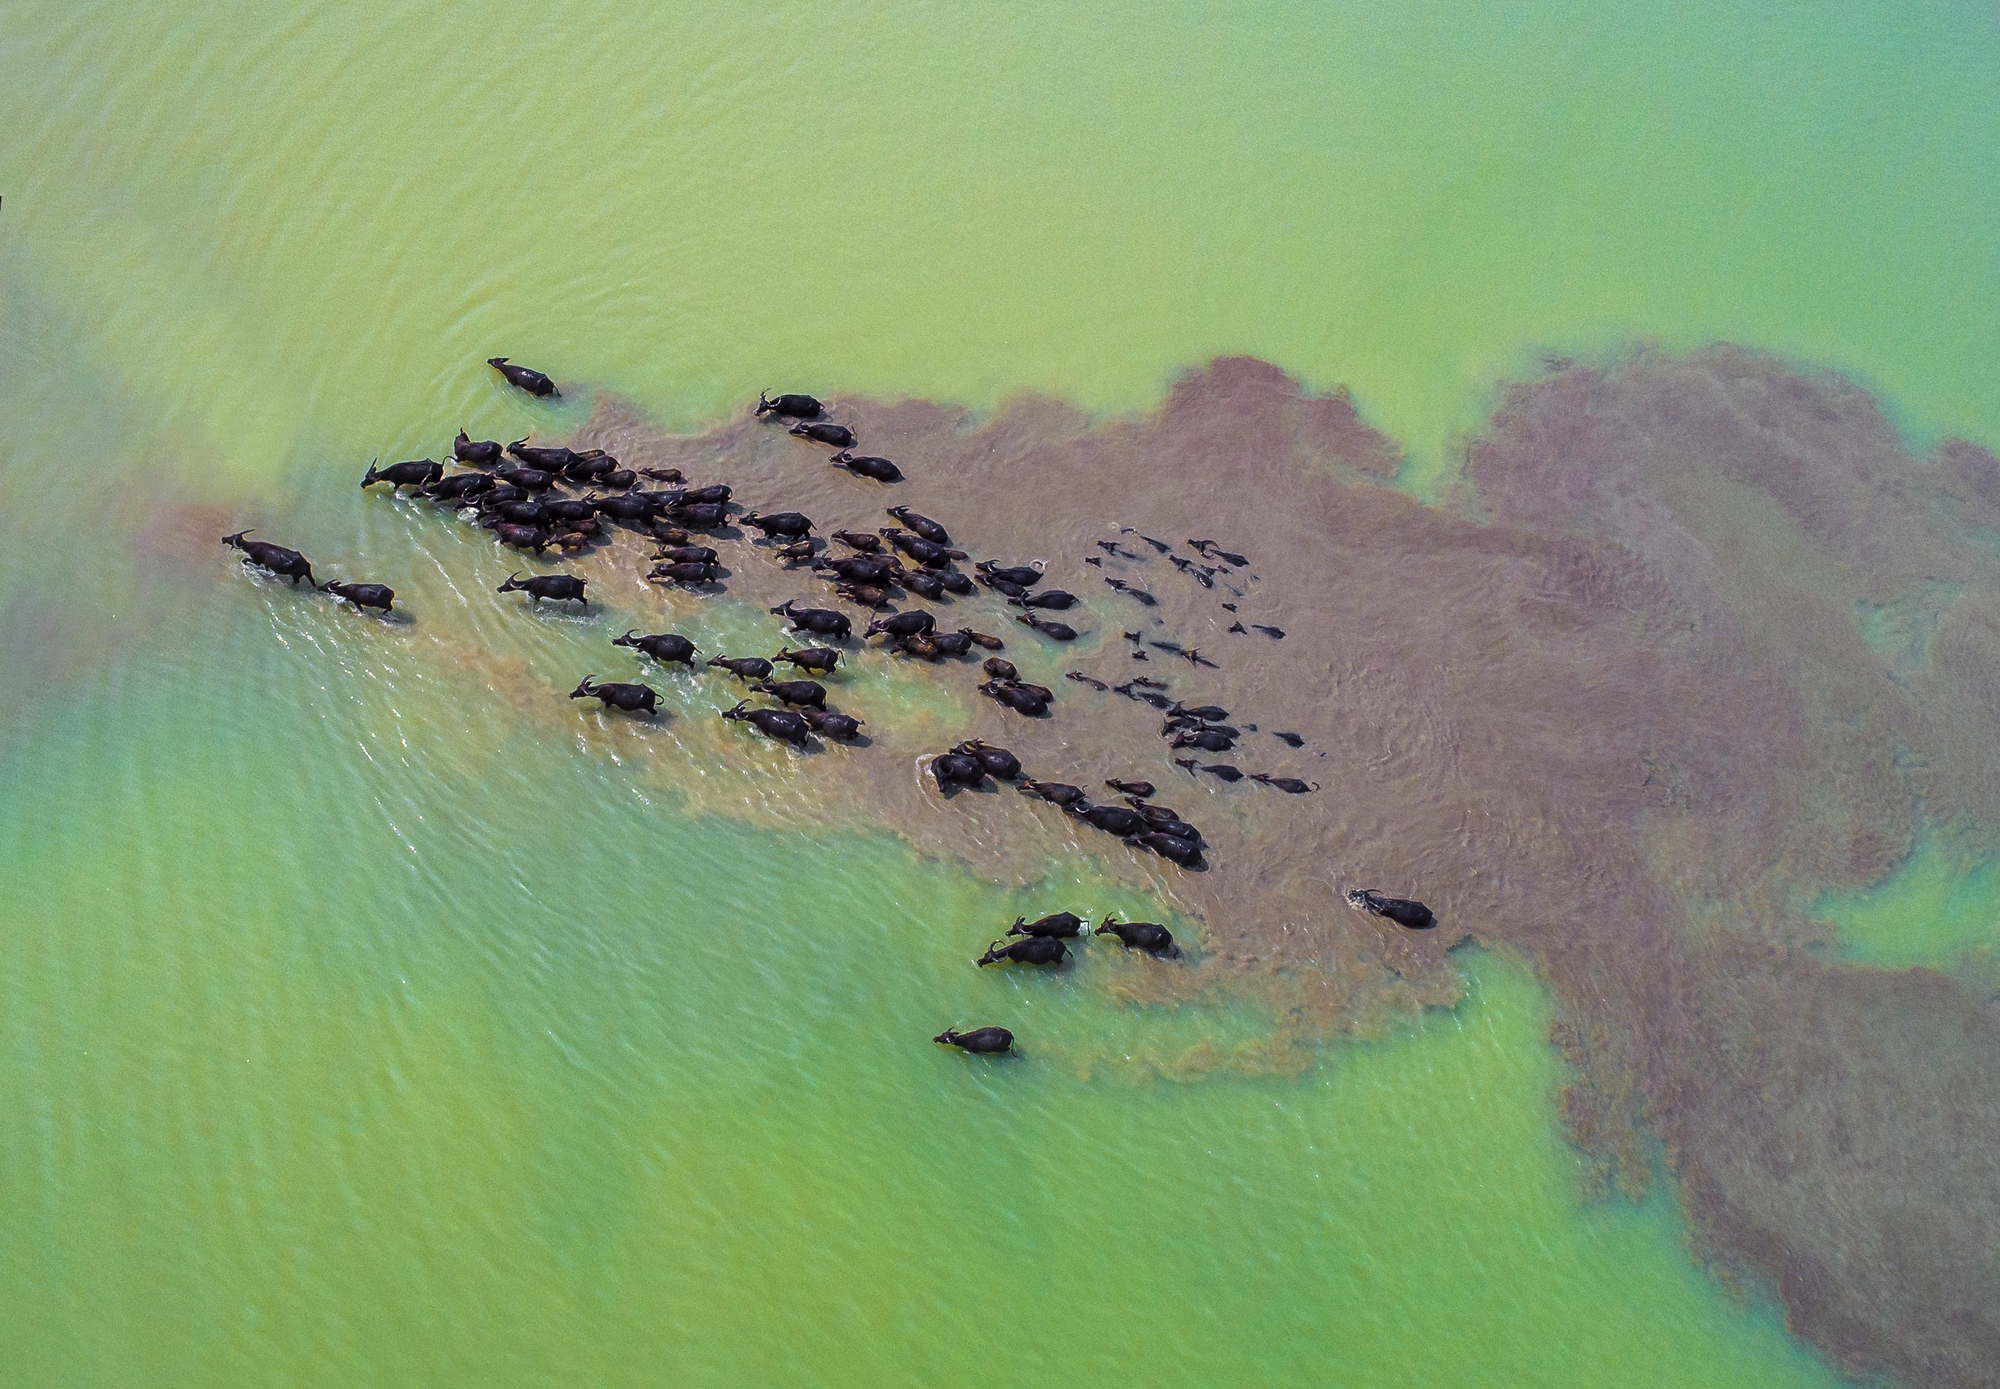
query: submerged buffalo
[
  {"left": 1346, "top": 889, "right": 1437, "bottom": 930},
  {"left": 933, "top": 1026, "right": 1013, "bottom": 1054},
  {"left": 452, "top": 431, "right": 504, "bottom": 466},
  {"left": 1106, "top": 779, "right": 1155, "bottom": 798},
  {"left": 723, "top": 700, "right": 810, "bottom": 745},
  {"left": 361, "top": 458, "right": 442, "bottom": 491},
  {"left": 1008, "top": 590, "right": 1077, "bottom": 611},
  {"left": 1096, "top": 916, "right": 1177, "bottom": 955},
  {"left": 1250, "top": 774, "right": 1318, "bottom": 794},
  {"left": 830, "top": 450, "right": 901, "bottom": 482},
  {"left": 980, "top": 657, "right": 1018, "bottom": 681},
  {"left": 614, "top": 630, "right": 698, "bottom": 666},
  {"left": 570, "top": 676, "right": 659, "bottom": 715},
  {"left": 886, "top": 506, "right": 951, "bottom": 545},
  {"left": 930, "top": 752, "right": 987, "bottom": 791},
  {"left": 1008, "top": 912, "right": 1084, "bottom": 939},
  {"left": 1015, "top": 615, "right": 1077, "bottom": 641},
  {"left": 976, "top": 936, "right": 1069, "bottom": 968},
  {"left": 880, "top": 530, "right": 957, "bottom": 569},
  {"left": 756, "top": 391, "right": 822, "bottom": 419},
  {"left": 497, "top": 571, "right": 586, "bottom": 605},
  {"left": 489, "top": 357, "right": 558, "bottom": 396},
  {"left": 222, "top": 531, "right": 315, "bottom": 585},
  {"left": 976, "top": 561, "right": 1043, "bottom": 587},
  {"left": 1067, "top": 803, "right": 1147, "bottom": 837},
  {"left": 319, "top": 579, "right": 395, "bottom": 613},
  {"left": 952, "top": 740, "right": 1021, "bottom": 779},
  {"left": 979, "top": 680, "right": 1051, "bottom": 716},
  {"left": 790, "top": 421, "right": 856, "bottom": 448},
  {"left": 1130, "top": 831, "right": 1203, "bottom": 868}
]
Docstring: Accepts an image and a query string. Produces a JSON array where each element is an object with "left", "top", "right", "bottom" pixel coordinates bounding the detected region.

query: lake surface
[{"left": 5, "top": 2, "right": 1996, "bottom": 1384}]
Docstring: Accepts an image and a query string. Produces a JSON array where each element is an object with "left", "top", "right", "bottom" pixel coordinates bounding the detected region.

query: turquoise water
[{"left": 8, "top": 0, "right": 1996, "bottom": 1382}]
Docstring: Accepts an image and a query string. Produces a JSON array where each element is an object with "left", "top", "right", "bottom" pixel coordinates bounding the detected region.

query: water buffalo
[
  {"left": 592, "top": 493, "right": 657, "bottom": 525},
  {"left": 866, "top": 610, "right": 936, "bottom": 641},
  {"left": 976, "top": 937, "right": 1068, "bottom": 967},
  {"left": 496, "top": 466, "right": 557, "bottom": 493},
  {"left": 952, "top": 740, "right": 1021, "bottom": 779},
  {"left": 1067, "top": 803, "right": 1147, "bottom": 837},
  {"left": 886, "top": 507, "right": 951, "bottom": 544},
  {"left": 1251, "top": 774, "right": 1318, "bottom": 794},
  {"left": 508, "top": 440, "right": 581, "bottom": 469},
  {"left": 831, "top": 529, "right": 883, "bottom": 552},
  {"left": 452, "top": 431, "right": 504, "bottom": 466},
  {"left": 361, "top": 458, "right": 442, "bottom": 491},
  {"left": 496, "top": 572, "right": 586, "bottom": 604},
  {"left": 937, "top": 567, "right": 975, "bottom": 596},
  {"left": 933, "top": 1026, "right": 1014, "bottom": 1054},
  {"left": 799, "top": 708, "right": 864, "bottom": 740},
  {"left": 980, "top": 575, "right": 1028, "bottom": 599},
  {"left": 652, "top": 544, "right": 720, "bottom": 565},
  {"left": 751, "top": 678, "right": 826, "bottom": 708},
  {"left": 979, "top": 681, "right": 1050, "bottom": 716},
  {"left": 667, "top": 502, "right": 727, "bottom": 529},
  {"left": 834, "top": 583, "right": 891, "bottom": 608},
  {"left": 552, "top": 530, "right": 594, "bottom": 553},
  {"left": 722, "top": 700, "right": 810, "bottom": 744},
  {"left": 982, "top": 657, "right": 1019, "bottom": 681},
  {"left": 901, "top": 570, "right": 946, "bottom": 600},
  {"left": 1170, "top": 728, "right": 1237, "bottom": 753},
  {"left": 682, "top": 484, "right": 734, "bottom": 505},
  {"left": 743, "top": 511, "right": 814, "bottom": 539},
  {"left": 1008, "top": 590, "right": 1077, "bottom": 611},
  {"left": 976, "top": 562, "right": 1043, "bottom": 587},
  {"left": 1190, "top": 539, "right": 1250, "bottom": 566},
  {"left": 756, "top": 391, "right": 822, "bottom": 419},
  {"left": 772, "top": 602, "right": 852, "bottom": 639},
  {"left": 1131, "top": 832, "right": 1203, "bottom": 868},
  {"left": 1346, "top": 889, "right": 1437, "bottom": 930},
  {"left": 774, "top": 646, "right": 839, "bottom": 674},
  {"left": 927, "top": 630, "right": 973, "bottom": 658},
  {"left": 570, "top": 676, "right": 658, "bottom": 715},
  {"left": 830, "top": 450, "right": 900, "bottom": 482},
  {"left": 1173, "top": 759, "right": 1242, "bottom": 782},
  {"left": 1096, "top": 916, "right": 1177, "bottom": 954},
  {"left": 1104, "top": 578, "right": 1159, "bottom": 606},
  {"left": 962, "top": 630, "right": 1006, "bottom": 651},
  {"left": 775, "top": 540, "right": 816, "bottom": 563},
  {"left": 319, "top": 580, "right": 394, "bottom": 613},
  {"left": 489, "top": 357, "right": 557, "bottom": 396},
  {"left": 614, "top": 631, "right": 698, "bottom": 666},
  {"left": 790, "top": 421, "right": 856, "bottom": 448},
  {"left": 221, "top": 531, "right": 315, "bottom": 584},
  {"left": 1008, "top": 912, "right": 1084, "bottom": 939},
  {"left": 1018, "top": 779, "right": 1087, "bottom": 806},
  {"left": 1272, "top": 732, "right": 1305, "bottom": 748},
  {"left": 475, "top": 484, "right": 528, "bottom": 508},
  {"left": 815, "top": 555, "right": 896, "bottom": 586},
  {"left": 1253, "top": 625, "right": 1285, "bottom": 640},
  {"left": 490, "top": 523, "right": 550, "bottom": 554},
  {"left": 487, "top": 500, "right": 550, "bottom": 526},
  {"left": 1015, "top": 616, "right": 1077, "bottom": 641},
  {"left": 708, "top": 656, "right": 776, "bottom": 680},
  {"left": 880, "top": 530, "right": 955, "bottom": 569},
  {"left": 426, "top": 472, "right": 495, "bottom": 501},
  {"left": 647, "top": 561, "right": 721, "bottom": 586},
  {"left": 543, "top": 497, "right": 599, "bottom": 525},
  {"left": 897, "top": 636, "right": 942, "bottom": 661},
  {"left": 930, "top": 752, "right": 987, "bottom": 790}
]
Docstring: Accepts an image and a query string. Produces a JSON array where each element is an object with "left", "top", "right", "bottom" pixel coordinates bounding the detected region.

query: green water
[
  {"left": 7, "top": 0, "right": 1995, "bottom": 1382},
  {"left": 1818, "top": 832, "right": 2000, "bottom": 970}
]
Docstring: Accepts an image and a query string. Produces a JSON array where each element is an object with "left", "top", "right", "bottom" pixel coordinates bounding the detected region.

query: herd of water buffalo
[{"left": 224, "top": 356, "right": 1440, "bottom": 1058}]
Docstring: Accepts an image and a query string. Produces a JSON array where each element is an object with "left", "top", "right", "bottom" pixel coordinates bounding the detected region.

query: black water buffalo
[
  {"left": 1346, "top": 889, "right": 1437, "bottom": 930},
  {"left": 901, "top": 571, "right": 946, "bottom": 601},
  {"left": 1174, "top": 760, "right": 1243, "bottom": 782},
  {"left": 976, "top": 937, "right": 1068, "bottom": 967},
  {"left": 1018, "top": 779, "right": 1086, "bottom": 807},
  {"left": 834, "top": 583, "right": 891, "bottom": 608},
  {"left": 772, "top": 602, "right": 852, "bottom": 639},
  {"left": 544, "top": 497, "right": 600, "bottom": 526},
  {"left": 426, "top": 472, "right": 495, "bottom": 501},
  {"left": 1170, "top": 728, "right": 1237, "bottom": 753},
  {"left": 452, "top": 431, "right": 505, "bottom": 466},
  {"left": 952, "top": 740, "right": 1021, "bottom": 779},
  {"left": 897, "top": 635, "right": 943, "bottom": 661},
  {"left": 937, "top": 567, "right": 974, "bottom": 596},
  {"left": 674, "top": 483, "right": 731, "bottom": 505},
  {"left": 774, "top": 540, "right": 816, "bottom": 563},
  {"left": 646, "top": 561, "right": 720, "bottom": 586},
  {"left": 1096, "top": 916, "right": 1177, "bottom": 954},
  {"left": 593, "top": 493, "right": 657, "bottom": 524},
  {"left": 790, "top": 421, "right": 856, "bottom": 448},
  {"left": 933, "top": 1026, "right": 1013, "bottom": 1054},
  {"left": 496, "top": 466, "right": 557, "bottom": 492},
  {"left": 1015, "top": 615, "right": 1077, "bottom": 641},
  {"left": 886, "top": 506, "right": 951, "bottom": 545},
  {"left": 866, "top": 610, "right": 936, "bottom": 640},
  {"left": 774, "top": 646, "right": 839, "bottom": 674},
  {"left": 570, "top": 676, "right": 658, "bottom": 715},
  {"left": 1251, "top": 774, "right": 1318, "bottom": 794},
  {"left": 815, "top": 555, "right": 895, "bottom": 586},
  {"left": 931, "top": 752, "right": 987, "bottom": 790},
  {"left": 1008, "top": 912, "right": 1084, "bottom": 939},
  {"left": 1106, "top": 779, "right": 1155, "bottom": 799},
  {"left": 221, "top": 531, "right": 315, "bottom": 584},
  {"left": 1130, "top": 831, "right": 1203, "bottom": 868},
  {"left": 1104, "top": 578, "right": 1158, "bottom": 606},
  {"left": 751, "top": 678, "right": 826, "bottom": 708},
  {"left": 666, "top": 502, "right": 727, "bottom": 528},
  {"left": 976, "top": 561, "right": 1043, "bottom": 587},
  {"left": 962, "top": 630, "right": 1006, "bottom": 651},
  {"left": 799, "top": 708, "right": 864, "bottom": 740},
  {"left": 708, "top": 656, "right": 775, "bottom": 680},
  {"left": 980, "top": 681, "right": 1050, "bottom": 716},
  {"left": 742, "top": 511, "right": 815, "bottom": 539},
  {"left": 497, "top": 571, "right": 586, "bottom": 604},
  {"left": 880, "top": 530, "right": 955, "bottom": 569},
  {"left": 319, "top": 580, "right": 395, "bottom": 613},
  {"left": 475, "top": 484, "right": 528, "bottom": 508},
  {"left": 507, "top": 439, "right": 581, "bottom": 469},
  {"left": 982, "top": 657, "right": 1020, "bottom": 681},
  {"left": 981, "top": 575, "right": 1028, "bottom": 599},
  {"left": 489, "top": 357, "right": 558, "bottom": 396},
  {"left": 723, "top": 700, "right": 810, "bottom": 744},
  {"left": 1067, "top": 803, "right": 1147, "bottom": 837},
  {"left": 756, "top": 391, "right": 822, "bottom": 419},
  {"left": 487, "top": 500, "right": 550, "bottom": 526},
  {"left": 831, "top": 529, "right": 883, "bottom": 552},
  {"left": 830, "top": 450, "right": 901, "bottom": 482},
  {"left": 1008, "top": 590, "right": 1077, "bottom": 611},
  {"left": 490, "top": 523, "right": 550, "bottom": 554},
  {"left": 361, "top": 458, "right": 441, "bottom": 491},
  {"left": 614, "top": 631, "right": 698, "bottom": 666},
  {"left": 927, "top": 630, "right": 973, "bottom": 658},
  {"left": 1127, "top": 802, "right": 1200, "bottom": 839},
  {"left": 1272, "top": 731, "right": 1305, "bottom": 748},
  {"left": 598, "top": 468, "right": 638, "bottom": 490}
]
